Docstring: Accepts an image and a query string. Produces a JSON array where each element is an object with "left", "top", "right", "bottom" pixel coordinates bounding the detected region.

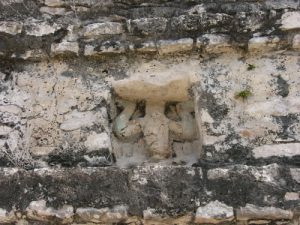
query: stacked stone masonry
[{"left": 0, "top": 0, "right": 299, "bottom": 224}]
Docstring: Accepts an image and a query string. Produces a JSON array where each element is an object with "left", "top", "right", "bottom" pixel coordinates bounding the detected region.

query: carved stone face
[
  {"left": 112, "top": 99, "right": 198, "bottom": 160},
  {"left": 111, "top": 70, "right": 200, "bottom": 162}
]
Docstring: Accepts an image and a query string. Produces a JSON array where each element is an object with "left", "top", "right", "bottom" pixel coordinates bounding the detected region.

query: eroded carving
[{"left": 113, "top": 99, "right": 198, "bottom": 160}]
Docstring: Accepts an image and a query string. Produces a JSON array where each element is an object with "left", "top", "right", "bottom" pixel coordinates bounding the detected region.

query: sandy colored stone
[
  {"left": 195, "top": 201, "right": 234, "bottom": 224},
  {"left": 0, "top": 21, "right": 22, "bottom": 35},
  {"left": 76, "top": 205, "right": 128, "bottom": 223},
  {"left": 25, "top": 20, "right": 62, "bottom": 36},
  {"left": 158, "top": 38, "right": 193, "bottom": 54},
  {"left": 26, "top": 200, "right": 74, "bottom": 223},
  {"left": 280, "top": 11, "right": 300, "bottom": 30},
  {"left": 82, "top": 22, "right": 124, "bottom": 38},
  {"left": 252, "top": 143, "right": 300, "bottom": 158},
  {"left": 236, "top": 204, "right": 293, "bottom": 221},
  {"left": 292, "top": 34, "right": 300, "bottom": 50},
  {"left": 84, "top": 132, "right": 111, "bottom": 152},
  {"left": 51, "top": 41, "right": 79, "bottom": 56}
]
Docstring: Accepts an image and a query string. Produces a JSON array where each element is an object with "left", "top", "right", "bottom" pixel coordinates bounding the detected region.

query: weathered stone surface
[
  {"left": 0, "top": 208, "right": 16, "bottom": 223},
  {"left": 158, "top": 38, "right": 193, "bottom": 54},
  {"left": 280, "top": 11, "right": 300, "bottom": 31},
  {"left": 0, "top": 21, "right": 22, "bottom": 35},
  {"left": 51, "top": 41, "right": 79, "bottom": 56},
  {"left": 252, "top": 143, "right": 300, "bottom": 158},
  {"left": 284, "top": 192, "right": 299, "bottom": 201},
  {"left": 135, "top": 41, "right": 157, "bottom": 53},
  {"left": 292, "top": 34, "right": 300, "bottom": 50},
  {"left": 76, "top": 205, "right": 128, "bottom": 223},
  {"left": 290, "top": 168, "right": 300, "bottom": 183},
  {"left": 197, "top": 34, "right": 232, "bottom": 53},
  {"left": 25, "top": 20, "right": 62, "bottom": 36},
  {"left": 195, "top": 201, "right": 234, "bottom": 224},
  {"left": 82, "top": 22, "right": 124, "bottom": 38},
  {"left": 127, "top": 17, "right": 168, "bottom": 35},
  {"left": 84, "top": 41, "right": 125, "bottom": 56},
  {"left": 26, "top": 200, "right": 74, "bottom": 223},
  {"left": 248, "top": 36, "right": 281, "bottom": 51},
  {"left": 60, "top": 110, "right": 99, "bottom": 131},
  {"left": 265, "top": 0, "right": 300, "bottom": 10},
  {"left": 84, "top": 132, "right": 111, "bottom": 152},
  {"left": 0, "top": 1, "right": 299, "bottom": 222},
  {"left": 40, "top": 6, "right": 66, "bottom": 16},
  {"left": 236, "top": 204, "right": 293, "bottom": 221}
]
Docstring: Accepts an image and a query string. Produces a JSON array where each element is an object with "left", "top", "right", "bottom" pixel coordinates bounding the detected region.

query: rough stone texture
[
  {"left": 253, "top": 143, "right": 300, "bottom": 158},
  {"left": 0, "top": 0, "right": 299, "bottom": 224},
  {"left": 236, "top": 204, "right": 293, "bottom": 221},
  {"left": 280, "top": 11, "right": 300, "bottom": 31},
  {"left": 195, "top": 200, "right": 234, "bottom": 224},
  {"left": 0, "top": 165, "right": 297, "bottom": 224}
]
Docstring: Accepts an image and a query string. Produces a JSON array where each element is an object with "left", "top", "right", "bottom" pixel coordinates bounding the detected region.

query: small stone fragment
[
  {"left": 292, "top": 34, "right": 300, "bottom": 50},
  {"left": 197, "top": 34, "right": 232, "bottom": 53},
  {"left": 158, "top": 38, "right": 193, "bottom": 54},
  {"left": 25, "top": 20, "right": 62, "bottom": 36},
  {"left": 51, "top": 41, "right": 79, "bottom": 56},
  {"left": 82, "top": 22, "right": 124, "bottom": 38},
  {"left": 236, "top": 204, "right": 293, "bottom": 221},
  {"left": 0, "top": 208, "right": 16, "bottom": 224},
  {"left": 284, "top": 192, "right": 299, "bottom": 201},
  {"left": 248, "top": 36, "right": 280, "bottom": 52},
  {"left": 195, "top": 201, "right": 234, "bottom": 224},
  {"left": 76, "top": 205, "right": 128, "bottom": 223},
  {"left": 280, "top": 11, "right": 300, "bottom": 31},
  {"left": 40, "top": 6, "right": 66, "bottom": 16},
  {"left": 0, "top": 21, "right": 22, "bottom": 35},
  {"left": 84, "top": 132, "right": 111, "bottom": 152},
  {"left": 252, "top": 143, "right": 300, "bottom": 158}
]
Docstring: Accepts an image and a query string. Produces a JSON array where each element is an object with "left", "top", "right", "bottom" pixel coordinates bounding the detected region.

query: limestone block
[
  {"left": 236, "top": 204, "right": 293, "bottom": 221},
  {"left": 51, "top": 41, "right": 79, "bottom": 56},
  {"left": 252, "top": 143, "right": 300, "bottom": 158},
  {"left": 25, "top": 20, "right": 62, "bottom": 36},
  {"left": 135, "top": 41, "right": 157, "bottom": 53},
  {"left": 82, "top": 22, "right": 124, "bottom": 38},
  {"left": 60, "top": 110, "right": 98, "bottom": 131},
  {"left": 84, "top": 41, "right": 125, "bottom": 56},
  {"left": 280, "top": 11, "right": 300, "bottom": 31},
  {"left": 44, "top": 0, "right": 63, "bottom": 6},
  {"left": 0, "top": 21, "right": 22, "bottom": 35},
  {"left": 12, "top": 49, "right": 47, "bottom": 60},
  {"left": 207, "top": 168, "right": 230, "bottom": 180},
  {"left": 0, "top": 208, "right": 16, "bottom": 224},
  {"left": 292, "top": 34, "right": 300, "bottom": 50},
  {"left": 76, "top": 205, "right": 128, "bottom": 223},
  {"left": 40, "top": 6, "right": 66, "bottom": 15},
  {"left": 127, "top": 17, "right": 168, "bottom": 35},
  {"left": 195, "top": 201, "right": 234, "bottom": 224},
  {"left": 197, "top": 34, "right": 232, "bottom": 54},
  {"left": 284, "top": 192, "right": 299, "bottom": 201},
  {"left": 248, "top": 36, "right": 281, "bottom": 52},
  {"left": 245, "top": 97, "right": 300, "bottom": 117},
  {"left": 265, "top": 0, "right": 300, "bottom": 10},
  {"left": 158, "top": 38, "right": 193, "bottom": 54},
  {"left": 26, "top": 200, "right": 74, "bottom": 223},
  {"left": 290, "top": 168, "right": 300, "bottom": 183},
  {"left": 0, "top": 125, "right": 12, "bottom": 136},
  {"left": 84, "top": 132, "right": 111, "bottom": 152}
]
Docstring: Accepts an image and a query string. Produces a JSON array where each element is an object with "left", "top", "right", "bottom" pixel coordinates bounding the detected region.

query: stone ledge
[{"left": 0, "top": 164, "right": 297, "bottom": 222}]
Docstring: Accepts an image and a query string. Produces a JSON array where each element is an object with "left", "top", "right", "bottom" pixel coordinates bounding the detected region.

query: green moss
[
  {"left": 247, "top": 63, "right": 256, "bottom": 71},
  {"left": 235, "top": 89, "right": 252, "bottom": 101}
]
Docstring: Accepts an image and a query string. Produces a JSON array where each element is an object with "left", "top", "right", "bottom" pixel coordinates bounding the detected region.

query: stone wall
[{"left": 0, "top": 0, "right": 299, "bottom": 224}]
